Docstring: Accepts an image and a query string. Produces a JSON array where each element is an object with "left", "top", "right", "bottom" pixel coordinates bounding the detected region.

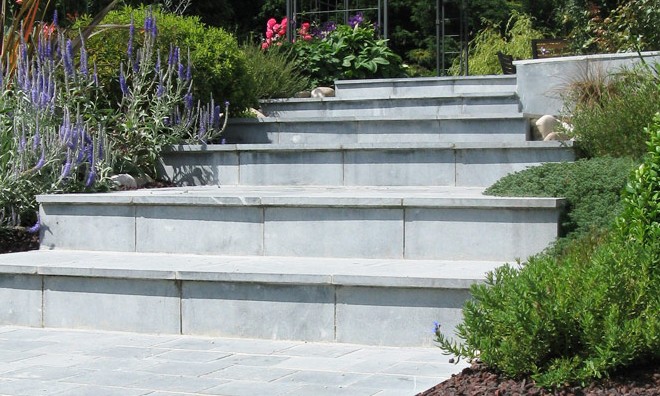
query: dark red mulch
[{"left": 417, "top": 360, "right": 660, "bottom": 396}]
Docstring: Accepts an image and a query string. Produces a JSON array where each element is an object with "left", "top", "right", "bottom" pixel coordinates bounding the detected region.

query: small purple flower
[
  {"left": 53, "top": 10, "right": 58, "bottom": 27},
  {"left": 348, "top": 12, "right": 364, "bottom": 29},
  {"left": 178, "top": 61, "right": 184, "bottom": 81},
  {"left": 27, "top": 215, "right": 40, "bottom": 234},
  {"left": 156, "top": 79, "right": 164, "bottom": 98}
]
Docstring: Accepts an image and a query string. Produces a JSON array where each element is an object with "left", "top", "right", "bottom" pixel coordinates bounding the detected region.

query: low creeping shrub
[
  {"left": 485, "top": 157, "right": 635, "bottom": 241},
  {"left": 240, "top": 43, "right": 310, "bottom": 99},
  {"left": 435, "top": 114, "right": 660, "bottom": 388}
]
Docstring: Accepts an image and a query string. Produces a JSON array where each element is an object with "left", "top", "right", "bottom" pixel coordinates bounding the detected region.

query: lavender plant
[
  {"left": 0, "top": 28, "right": 111, "bottom": 229},
  {"left": 109, "top": 9, "right": 228, "bottom": 177}
]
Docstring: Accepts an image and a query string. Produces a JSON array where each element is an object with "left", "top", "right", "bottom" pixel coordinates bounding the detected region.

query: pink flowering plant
[
  {"left": 261, "top": 13, "right": 403, "bottom": 88},
  {"left": 261, "top": 17, "right": 288, "bottom": 49}
]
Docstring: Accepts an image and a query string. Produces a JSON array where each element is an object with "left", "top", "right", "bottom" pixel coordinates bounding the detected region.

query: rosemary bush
[{"left": 435, "top": 115, "right": 660, "bottom": 388}]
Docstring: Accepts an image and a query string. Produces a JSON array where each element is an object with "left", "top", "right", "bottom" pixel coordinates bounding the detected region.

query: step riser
[
  {"left": 39, "top": 203, "right": 560, "bottom": 262},
  {"left": 259, "top": 97, "right": 520, "bottom": 119},
  {"left": 225, "top": 118, "right": 530, "bottom": 144},
  {"left": 159, "top": 145, "right": 575, "bottom": 188},
  {"left": 0, "top": 272, "right": 468, "bottom": 346},
  {"left": 334, "top": 76, "right": 517, "bottom": 99}
]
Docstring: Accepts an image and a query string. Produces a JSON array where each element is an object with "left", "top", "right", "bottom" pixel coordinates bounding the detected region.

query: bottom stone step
[{"left": 0, "top": 250, "right": 504, "bottom": 347}]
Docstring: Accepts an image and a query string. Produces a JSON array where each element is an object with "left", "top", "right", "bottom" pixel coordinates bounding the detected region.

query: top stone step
[{"left": 334, "top": 76, "right": 517, "bottom": 100}]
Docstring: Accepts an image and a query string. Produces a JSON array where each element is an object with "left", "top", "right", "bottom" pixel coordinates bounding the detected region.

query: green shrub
[
  {"left": 240, "top": 43, "right": 310, "bottom": 99},
  {"left": 449, "top": 12, "right": 545, "bottom": 76},
  {"left": 436, "top": 113, "right": 660, "bottom": 389},
  {"left": 76, "top": 6, "right": 256, "bottom": 112},
  {"left": 485, "top": 157, "right": 635, "bottom": 239},
  {"left": 288, "top": 21, "right": 404, "bottom": 87},
  {"left": 562, "top": 63, "right": 660, "bottom": 159}
]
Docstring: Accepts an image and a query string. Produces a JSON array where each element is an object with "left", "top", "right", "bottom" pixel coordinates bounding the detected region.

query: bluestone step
[
  {"left": 0, "top": 249, "right": 503, "bottom": 346},
  {"left": 38, "top": 185, "right": 564, "bottom": 262},
  {"left": 158, "top": 141, "right": 575, "bottom": 188},
  {"left": 223, "top": 114, "right": 531, "bottom": 144},
  {"left": 258, "top": 93, "right": 521, "bottom": 119},
  {"left": 333, "top": 75, "right": 517, "bottom": 99}
]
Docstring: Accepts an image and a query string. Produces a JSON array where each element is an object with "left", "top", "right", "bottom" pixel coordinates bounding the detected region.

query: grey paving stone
[
  {"left": 143, "top": 349, "right": 232, "bottom": 363},
  {"left": 283, "top": 384, "right": 381, "bottom": 395},
  {"left": 214, "top": 354, "right": 290, "bottom": 367},
  {"left": 52, "top": 385, "right": 151, "bottom": 396},
  {"left": 275, "top": 343, "right": 361, "bottom": 358},
  {"left": 135, "top": 360, "right": 233, "bottom": 377},
  {"left": 274, "top": 370, "right": 368, "bottom": 387},
  {"left": 0, "top": 378, "right": 81, "bottom": 396},
  {"left": 200, "top": 380, "right": 304, "bottom": 396},
  {"left": 203, "top": 365, "right": 296, "bottom": 382},
  {"left": 350, "top": 373, "right": 443, "bottom": 393},
  {"left": 126, "top": 374, "right": 228, "bottom": 393},
  {"left": 1, "top": 366, "right": 92, "bottom": 381}
]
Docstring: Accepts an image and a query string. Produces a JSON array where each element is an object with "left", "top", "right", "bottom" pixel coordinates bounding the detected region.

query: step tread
[
  {"left": 260, "top": 91, "right": 518, "bottom": 104},
  {"left": 334, "top": 75, "right": 516, "bottom": 85},
  {"left": 0, "top": 250, "right": 503, "bottom": 289},
  {"left": 167, "top": 141, "right": 571, "bottom": 152},
  {"left": 37, "top": 185, "right": 565, "bottom": 208},
  {"left": 230, "top": 113, "right": 527, "bottom": 123}
]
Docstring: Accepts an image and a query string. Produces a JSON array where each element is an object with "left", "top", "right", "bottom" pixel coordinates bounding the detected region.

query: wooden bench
[
  {"left": 532, "top": 38, "right": 570, "bottom": 59},
  {"left": 497, "top": 51, "right": 516, "bottom": 74}
]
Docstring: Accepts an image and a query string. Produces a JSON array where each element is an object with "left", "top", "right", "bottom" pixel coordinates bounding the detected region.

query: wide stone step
[
  {"left": 38, "top": 185, "right": 564, "bottom": 262},
  {"left": 0, "top": 249, "right": 504, "bottom": 346},
  {"left": 258, "top": 93, "right": 520, "bottom": 119},
  {"left": 334, "top": 75, "right": 517, "bottom": 99},
  {"left": 223, "top": 114, "right": 530, "bottom": 144},
  {"left": 158, "top": 142, "right": 575, "bottom": 188}
]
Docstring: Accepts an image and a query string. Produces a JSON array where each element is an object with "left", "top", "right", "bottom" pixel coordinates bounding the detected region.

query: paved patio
[{"left": 0, "top": 326, "right": 467, "bottom": 395}]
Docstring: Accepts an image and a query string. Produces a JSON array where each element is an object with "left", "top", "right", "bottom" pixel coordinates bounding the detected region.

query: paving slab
[{"left": 0, "top": 326, "right": 467, "bottom": 395}]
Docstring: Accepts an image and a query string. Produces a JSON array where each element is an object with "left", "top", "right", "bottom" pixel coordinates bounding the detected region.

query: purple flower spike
[
  {"left": 64, "top": 40, "right": 74, "bottom": 75},
  {"left": 128, "top": 15, "right": 135, "bottom": 59},
  {"left": 93, "top": 62, "right": 99, "bottom": 86},
  {"left": 119, "top": 67, "right": 128, "bottom": 96},
  {"left": 53, "top": 10, "right": 59, "bottom": 27},
  {"left": 61, "top": 156, "right": 72, "bottom": 179},
  {"left": 184, "top": 91, "right": 193, "bottom": 109},
  {"left": 178, "top": 62, "right": 184, "bottom": 80},
  {"left": 80, "top": 42, "right": 88, "bottom": 76},
  {"left": 85, "top": 169, "right": 96, "bottom": 187},
  {"left": 35, "top": 147, "right": 46, "bottom": 171}
]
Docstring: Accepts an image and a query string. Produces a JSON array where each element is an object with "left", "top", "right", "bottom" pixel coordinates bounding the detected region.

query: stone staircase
[{"left": 0, "top": 75, "right": 574, "bottom": 347}]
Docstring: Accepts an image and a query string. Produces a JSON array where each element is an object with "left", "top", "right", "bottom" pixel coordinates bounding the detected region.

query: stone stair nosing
[
  {"left": 36, "top": 186, "right": 565, "bottom": 263},
  {"left": 0, "top": 249, "right": 506, "bottom": 346},
  {"left": 223, "top": 114, "right": 532, "bottom": 144},
  {"left": 258, "top": 92, "right": 521, "bottom": 119},
  {"left": 158, "top": 141, "right": 575, "bottom": 188},
  {"left": 333, "top": 75, "right": 518, "bottom": 99}
]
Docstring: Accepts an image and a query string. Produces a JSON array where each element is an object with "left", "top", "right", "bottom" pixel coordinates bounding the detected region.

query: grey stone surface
[
  {"left": 0, "top": 326, "right": 469, "bottom": 395},
  {"left": 43, "top": 277, "right": 181, "bottom": 334},
  {"left": 224, "top": 115, "right": 530, "bottom": 145},
  {"left": 264, "top": 207, "right": 404, "bottom": 259},
  {"left": 135, "top": 206, "right": 264, "bottom": 255},
  {"left": 516, "top": 51, "right": 660, "bottom": 116},
  {"left": 239, "top": 150, "right": 344, "bottom": 185},
  {"left": 158, "top": 149, "right": 239, "bottom": 186},
  {"left": 0, "top": 275, "right": 42, "bottom": 327},
  {"left": 159, "top": 142, "right": 573, "bottom": 188},
  {"left": 39, "top": 203, "right": 136, "bottom": 252},
  {"left": 405, "top": 207, "right": 561, "bottom": 261},
  {"left": 336, "top": 286, "right": 470, "bottom": 346},
  {"left": 181, "top": 281, "right": 336, "bottom": 341},
  {"left": 259, "top": 94, "right": 520, "bottom": 119},
  {"left": 334, "top": 75, "right": 517, "bottom": 99}
]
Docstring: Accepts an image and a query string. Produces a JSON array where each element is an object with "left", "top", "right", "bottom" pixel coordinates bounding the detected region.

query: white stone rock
[
  {"left": 543, "top": 131, "right": 570, "bottom": 141},
  {"left": 110, "top": 174, "right": 137, "bottom": 189},
  {"left": 134, "top": 174, "right": 154, "bottom": 188},
  {"left": 294, "top": 91, "right": 312, "bottom": 98},
  {"left": 535, "top": 115, "right": 559, "bottom": 139},
  {"left": 249, "top": 108, "right": 266, "bottom": 118},
  {"left": 311, "top": 87, "right": 335, "bottom": 98}
]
